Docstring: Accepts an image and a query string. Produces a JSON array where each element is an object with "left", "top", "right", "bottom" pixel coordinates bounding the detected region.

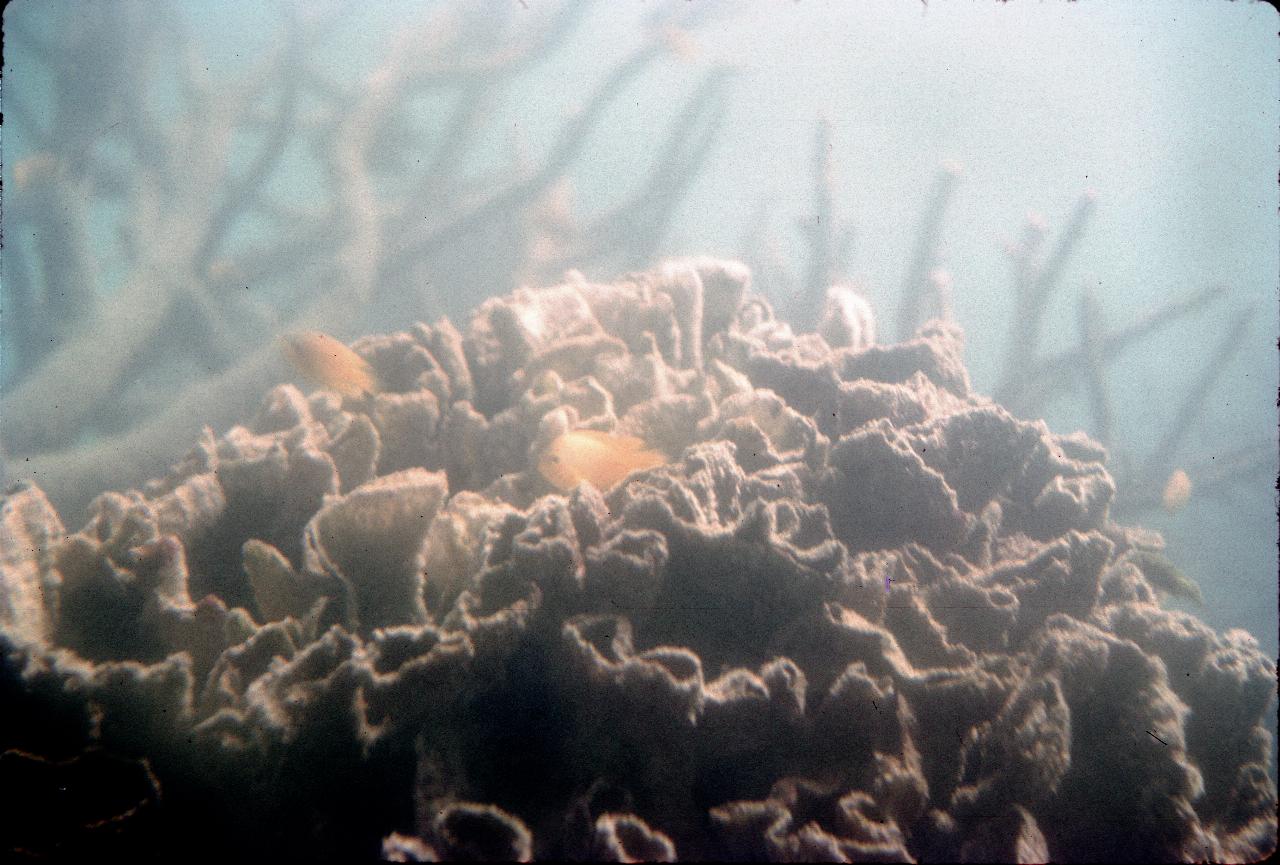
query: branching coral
[
  {"left": 1, "top": 0, "right": 733, "bottom": 522},
  {"left": 2, "top": 260, "right": 1273, "bottom": 861},
  {"left": 743, "top": 127, "right": 1270, "bottom": 527}
]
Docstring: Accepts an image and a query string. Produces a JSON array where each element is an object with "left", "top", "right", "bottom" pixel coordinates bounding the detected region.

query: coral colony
[{"left": 2, "top": 260, "right": 1274, "bottom": 861}]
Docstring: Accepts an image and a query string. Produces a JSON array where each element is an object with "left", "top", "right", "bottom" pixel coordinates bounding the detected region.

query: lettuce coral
[{"left": 1, "top": 259, "right": 1274, "bottom": 861}]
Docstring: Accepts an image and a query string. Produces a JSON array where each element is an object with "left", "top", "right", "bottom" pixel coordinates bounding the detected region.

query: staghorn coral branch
[
  {"left": 568, "top": 65, "right": 734, "bottom": 274},
  {"left": 191, "top": 9, "right": 305, "bottom": 275},
  {"left": 927, "top": 267, "right": 955, "bottom": 324},
  {"left": 622, "top": 66, "right": 733, "bottom": 266},
  {"left": 6, "top": 0, "right": 557, "bottom": 436},
  {"left": 1011, "top": 283, "right": 1229, "bottom": 416},
  {"left": 380, "top": 0, "right": 590, "bottom": 88},
  {"left": 996, "top": 191, "right": 1095, "bottom": 403},
  {"left": 14, "top": 282, "right": 368, "bottom": 522},
  {"left": 1, "top": 5, "right": 266, "bottom": 444},
  {"left": 396, "top": 82, "right": 495, "bottom": 221},
  {"left": 1139, "top": 305, "right": 1255, "bottom": 483},
  {"left": 5, "top": 1, "right": 741, "bottom": 522},
  {"left": 1, "top": 265, "right": 203, "bottom": 456},
  {"left": 220, "top": 218, "right": 347, "bottom": 299},
  {"left": 388, "top": 1, "right": 594, "bottom": 222},
  {"left": 2, "top": 48, "right": 308, "bottom": 454},
  {"left": 381, "top": 42, "right": 663, "bottom": 284},
  {"left": 835, "top": 226, "right": 856, "bottom": 282},
  {"left": 4, "top": 167, "right": 101, "bottom": 379},
  {"left": 1030, "top": 190, "right": 1097, "bottom": 308},
  {"left": 215, "top": 213, "right": 345, "bottom": 293},
  {"left": 897, "top": 161, "right": 962, "bottom": 341},
  {"left": 1115, "top": 440, "right": 1272, "bottom": 517},
  {"left": 322, "top": 87, "right": 385, "bottom": 306},
  {"left": 1075, "top": 289, "right": 1114, "bottom": 448},
  {"left": 1006, "top": 213, "right": 1048, "bottom": 303}
]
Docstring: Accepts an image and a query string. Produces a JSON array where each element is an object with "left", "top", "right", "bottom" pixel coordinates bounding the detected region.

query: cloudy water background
[{"left": 3, "top": 0, "right": 1276, "bottom": 661}]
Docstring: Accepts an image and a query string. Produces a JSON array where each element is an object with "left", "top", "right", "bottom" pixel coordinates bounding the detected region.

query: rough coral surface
[{"left": 2, "top": 259, "right": 1274, "bottom": 862}]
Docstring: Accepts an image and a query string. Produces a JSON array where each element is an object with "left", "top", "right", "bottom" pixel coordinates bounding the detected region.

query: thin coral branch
[
  {"left": 3, "top": 162, "right": 101, "bottom": 386},
  {"left": 220, "top": 214, "right": 346, "bottom": 291},
  {"left": 192, "top": 9, "right": 305, "bottom": 273},
  {"left": 224, "top": 216, "right": 345, "bottom": 290},
  {"left": 570, "top": 64, "right": 733, "bottom": 273},
  {"left": 1012, "top": 283, "right": 1229, "bottom": 415},
  {"left": 323, "top": 93, "right": 384, "bottom": 306},
  {"left": 995, "top": 193, "right": 1095, "bottom": 404},
  {"left": 1076, "top": 289, "right": 1114, "bottom": 448},
  {"left": 625, "top": 66, "right": 732, "bottom": 266},
  {"left": 1140, "top": 305, "right": 1255, "bottom": 481},
  {"left": 897, "top": 161, "right": 962, "bottom": 341},
  {"left": 1007, "top": 213, "right": 1048, "bottom": 302},
  {"left": 926, "top": 267, "right": 954, "bottom": 326},
  {"left": 382, "top": 43, "right": 662, "bottom": 283},
  {"left": 2, "top": 9, "right": 308, "bottom": 453},
  {"left": 835, "top": 224, "right": 856, "bottom": 282},
  {"left": 1115, "top": 440, "right": 1272, "bottom": 518},
  {"left": 388, "top": 2, "right": 593, "bottom": 223},
  {"left": 394, "top": 0, "right": 592, "bottom": 88},
  {"left": 1031, "top": 190, "right": 1096, "bottom": 308},
  {"left": 396, "top": 82, "right": 494, "bottom": 222}
]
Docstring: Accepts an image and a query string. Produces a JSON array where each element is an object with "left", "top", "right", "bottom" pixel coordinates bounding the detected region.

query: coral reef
[
  {"left": 749, "top": 136, "right": 1270, "bottom": 527},
  {"left": 6, "top": 4, "right": 1270, "bottom": 697},
  {"left": 2, "top": 260, "right": 1275, "bottom": 862},
  {"left": 2, "top": 0, "right": 734, "bottom": 521}
]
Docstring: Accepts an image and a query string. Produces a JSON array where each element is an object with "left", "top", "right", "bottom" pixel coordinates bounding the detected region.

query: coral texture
[{"left": 2, "top": 259, "right": 1274, "bottom": 862}]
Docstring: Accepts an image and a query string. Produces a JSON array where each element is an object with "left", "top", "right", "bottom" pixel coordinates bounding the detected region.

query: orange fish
[
  {"left": 279, "top": 331, "right": 377, "bottom": 398},
  {"left": 1161, "top": 468, "right": 1192, "bottom": 514},
  {"left": 538, "top": 429, "right": 665, "bottom": 492}
]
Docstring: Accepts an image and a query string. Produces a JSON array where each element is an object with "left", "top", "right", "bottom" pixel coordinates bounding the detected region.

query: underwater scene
[{"left": 1, "top": 1, "right": 1276, "bottom": 862}]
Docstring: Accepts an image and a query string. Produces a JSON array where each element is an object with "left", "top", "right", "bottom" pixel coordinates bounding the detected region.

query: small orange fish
[
  {"left": 279, "top": 331, "right": 377, "bottom": 398},
  {"left": 538, "top": 429, "right": 665, "bottom": 492},
  {"left": 1161, "top": 468, "right": 1192, "bottom": 514}
]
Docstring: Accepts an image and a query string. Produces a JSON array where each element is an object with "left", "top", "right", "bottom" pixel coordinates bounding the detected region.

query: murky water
[{"left": 2, "top": 2, "right": 1275, "bottom": 860}]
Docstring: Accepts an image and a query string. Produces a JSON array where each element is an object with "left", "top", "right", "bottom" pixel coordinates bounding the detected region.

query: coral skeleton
[{"left": 2, "top": 260, "right": 1274, "bottom": 861}]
